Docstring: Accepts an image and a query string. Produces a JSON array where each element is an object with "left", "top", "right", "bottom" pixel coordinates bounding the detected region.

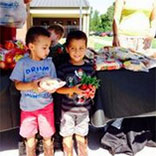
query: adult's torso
[{"left": 119, "top": 0, "right": 154, "bottom": 36}]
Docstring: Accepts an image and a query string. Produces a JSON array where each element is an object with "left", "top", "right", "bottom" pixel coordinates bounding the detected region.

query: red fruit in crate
[
  {"left": 15, "top": 48, "right": 24, "bottom": 55},
  {"left": 0, "top": 44, "right": 3, "bottom": 48},
  {"left": 0, "top": 61, "right": 7, "bottom": 69},
  {"left": 4, "top": 41, "right": 14, "bottom": 50},
  {"left": 5, "top": 54, "right": 14, "bottom": 64},
  {"left": 9, "top": 63, "right": 16, "bottom": 69}
]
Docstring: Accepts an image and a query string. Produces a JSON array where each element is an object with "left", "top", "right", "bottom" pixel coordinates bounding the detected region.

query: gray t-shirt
[{"left": 10, "top": 56, "right": 57, "bottom": 111}]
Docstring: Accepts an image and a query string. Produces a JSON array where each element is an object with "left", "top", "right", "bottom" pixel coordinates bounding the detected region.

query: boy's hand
[
  {"left": 68, "top": 84, "right": 86, "bottom": 97},
  {"left": 32, "top": 79, "right": 45, "bottom": 93}
]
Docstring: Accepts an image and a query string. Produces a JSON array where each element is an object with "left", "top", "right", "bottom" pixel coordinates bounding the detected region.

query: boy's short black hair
[
  {"left": 25, "top": 26, "right": 50, "bottom": 46},
  {"left": 65, "top": 30, "right": 87, "bottom": 47},
  {"left": 47, "top": 24, "right": 64, "bottom": 37}
]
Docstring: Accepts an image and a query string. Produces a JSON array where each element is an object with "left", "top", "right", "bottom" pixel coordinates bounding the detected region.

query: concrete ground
[
  {"left": 0, "top": 126, "right": 156, "bottom": 156},
  {"left": 1, "top": 145, "right": 156, "bottom": 156}
]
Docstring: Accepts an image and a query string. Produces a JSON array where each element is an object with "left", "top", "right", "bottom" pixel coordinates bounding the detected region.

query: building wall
[
  {"left": 33, "top": 17, "right": 80, "bottom": 37},
  {"left": 16, "top": 23, "right": 27, "bottom": 42},
  {"left": 16, "top": 7, "right": 90, "bottom": 41},
  {"left": 30, "top": 8, "right": 90, "bottom": 36}
]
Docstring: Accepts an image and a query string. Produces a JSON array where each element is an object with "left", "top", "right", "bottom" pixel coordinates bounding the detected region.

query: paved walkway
[
  {"left": 1, "top": 146, "right": 155, "bottom": 156},
  {"left": 0, "top": 126, "right": 156, "bottom": 156}
]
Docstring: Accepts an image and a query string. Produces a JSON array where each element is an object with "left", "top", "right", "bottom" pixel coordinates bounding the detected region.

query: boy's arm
[
  {"left": 56, "top": 85, "right": 84, "bottom": 97},
  {"left": 56, "top": 87, "right": 73, "bottom": 96},
  {"left": 15, "top": 79, "right": 43, "bottom": 92}
]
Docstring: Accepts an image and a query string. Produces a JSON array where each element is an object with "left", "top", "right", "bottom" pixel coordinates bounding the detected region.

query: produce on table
[
  {"left": 95, "top": 58, "right": 122, "bottom": 71},
  {"left": 0, "top": 40, "right": 27, "bottom": 70},
  {"left": 123, "top": 60, "right": 148, "bottom": 72}
]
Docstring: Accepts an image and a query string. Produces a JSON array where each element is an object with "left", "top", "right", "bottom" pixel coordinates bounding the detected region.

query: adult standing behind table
[{"left": 112, "top": 0, "right": 156, "bottom": 51}]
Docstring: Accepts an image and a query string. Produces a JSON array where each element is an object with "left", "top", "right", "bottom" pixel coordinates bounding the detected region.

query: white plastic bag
[
  {"left": 0, "top": 0, "right": 27, "bottom": 28},
  {"left": 39, "top": 77, "right": 66, "bottom": 91}
]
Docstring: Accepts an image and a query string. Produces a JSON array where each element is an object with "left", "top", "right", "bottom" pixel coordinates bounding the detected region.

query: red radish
[
  {"left": 79, "top": 73, "right": 100, "bottom": 99},
  {"left": 80, "top": 84, "right": 88, "bottom": 90},
  {"left": 88, "top": 84, "right": 94, "bottom": 89}
]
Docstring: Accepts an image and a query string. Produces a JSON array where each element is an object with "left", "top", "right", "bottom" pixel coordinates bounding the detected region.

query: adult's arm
[
  {"left": 144, "top": 0, "right": 156, "bottom": 48},
  {"left": 112, "top": 0, "right": 124, "bottom": 47},
  {"left": 149, "top": 0, "right": 156, "bottom": 38}
]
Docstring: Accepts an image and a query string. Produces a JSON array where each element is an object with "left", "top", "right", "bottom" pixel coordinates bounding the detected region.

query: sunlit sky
[{"left": 89, "top": 0, "right": 115, "bottom": 14}]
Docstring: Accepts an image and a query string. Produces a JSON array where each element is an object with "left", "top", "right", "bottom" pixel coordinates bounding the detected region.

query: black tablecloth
[
  {"left": 91, "top": 68, "right": 156, "bottom": 127},
  {"left": 1, "top": 68, "right": 156, "bottom": 130}
]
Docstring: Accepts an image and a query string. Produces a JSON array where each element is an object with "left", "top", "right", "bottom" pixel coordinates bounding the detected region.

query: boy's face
[
  {"left": 49, "top": 30, "right": 60, "bottom": 43},
  {"left": 66, "top": 39, "right": 87, "bottom": 65},
  {"left": 29, "top": 36, "right": 51, "bottom": 61}
]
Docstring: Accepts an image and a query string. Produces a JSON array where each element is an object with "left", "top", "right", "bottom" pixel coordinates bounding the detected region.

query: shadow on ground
[{"left": 0, "top": 126, "right": 105, "bottom": 153}]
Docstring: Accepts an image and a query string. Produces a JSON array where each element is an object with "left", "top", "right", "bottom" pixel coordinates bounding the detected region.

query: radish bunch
[{"left": 79, "top": 74, "right": 100, "bottom": 99}]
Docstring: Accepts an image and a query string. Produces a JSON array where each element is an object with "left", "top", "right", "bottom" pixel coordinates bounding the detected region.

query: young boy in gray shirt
[{"left": 10, "top": 26, "right": 57, "bottom": 156}]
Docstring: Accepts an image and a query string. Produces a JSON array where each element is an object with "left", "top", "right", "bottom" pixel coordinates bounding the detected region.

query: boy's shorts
[
  {"left": 60, "top": 110, "right": 89, "bottom": 137},
  {"left": 20, "top": 103, "right": 55, "bottom": 138}
]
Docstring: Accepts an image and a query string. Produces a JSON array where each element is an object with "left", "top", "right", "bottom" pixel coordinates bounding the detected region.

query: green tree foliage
[
  {"left": 90, "top": 4, "right": 115, "bottom": 32},
  {"left": 100, "top": 5, "right": 114, "bottom": 32},
  {"left": 90, "top": 9, "right": 101, "bottom": 31}
]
